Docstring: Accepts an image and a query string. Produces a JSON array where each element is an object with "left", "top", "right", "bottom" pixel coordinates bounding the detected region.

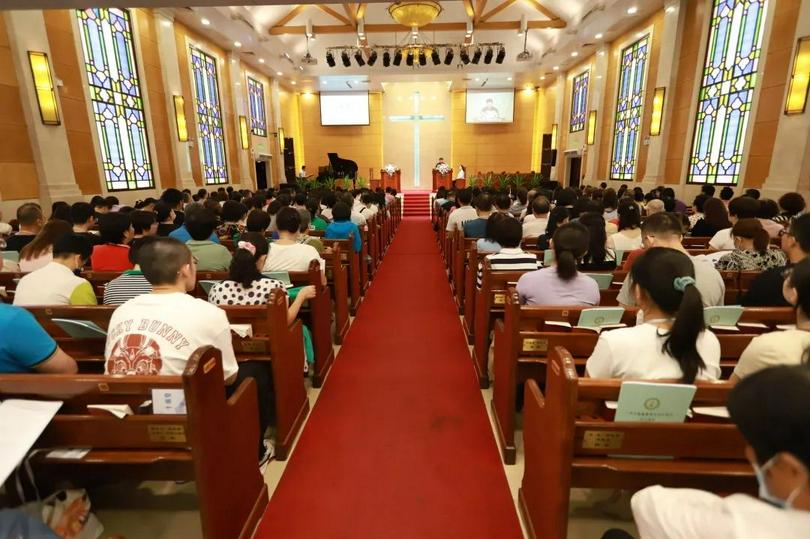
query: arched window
[
  {"left": 247, "top": 76, "right": 267, "bottom": 137},
  {"left": 609, "top": 35, "right": 650, "bottom": 181},
  {"left": 688, "top": 0, "right": 768, "bottom": 185},
  {"left": 76, "top": 8, "right": 154, "bottom": 191},
  {"left": 570, "top": 70, "right": 590, "bottom": 133},
  {"left": 190, "top": 46, "right": 228, "bottom": 184}
]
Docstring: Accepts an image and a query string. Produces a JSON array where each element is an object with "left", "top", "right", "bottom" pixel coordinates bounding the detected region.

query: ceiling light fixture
[
  {"left": 484, "top": 47, "right": 493, "bottom": 64},
  {"left": 291, "top": 81, "right": 296, "bottom": 85},
  {"left": 471, "top": 47, "right": 482, "bottom": 64},
  {"left": 388, "top": 0, "right": 443, "bottom": 28},
  {"left": 367, "top": 49, "right": 378, "bottom": 66},
  {"left": 405, "top": 49, "right": 414, "bottom": 66},
  {"left": 276, "top": 71, "right": 283, "bottom": 76},
  {"left": 553, "top": 65, "right": 559, "bottom": 70},
  {"left": 518, "top": 14, "right": 527, "bottom": 36},
  {"left": 431, "top": 48, "right": 441, "bottom": 65},
  {"left": 383, "top": 50, "right": 392, "bottom": 66},
  {"left": 354, "top": 49, "right": 366, "bottom": 66},
  {"left": 595, "top": 33, "right": 603, "bottom": 39},
  {"left": 627, "top": 6, "right": 638, "bottom": 14},
  {"left": 341, "top": 50, "right": 351, "bottom": 67},
  {"left": 444, "top": 48, "right": 454, "bottom": 65},
  {"left": 571, "top": 51, "right": 578, "bottom": 57},
  {"left": 460, "top": 47, "right": 470, "bottom": 64},
  {"left": 393, "top": 49, "right": 403, "bottom": 66},
  {"left": 665, "top": 5, "right": 676, "bottom": 13},
  {"left": 326, "top": 51, "right": 335, "bottom": 67},
  {"left": 200, "top": 18, "right": 210, "bottom": 26},
  {"left": 496, "top": 46, "right": 506, "bottom": 64},
  {"left": 233, "top": 41, "right": 242, "bottom": 48},
  {"left": 258, "top": 58, "right": 265, "bottom": 63},
  {"left": 418, "top": 50, "right": 427, "bottom": 66}
]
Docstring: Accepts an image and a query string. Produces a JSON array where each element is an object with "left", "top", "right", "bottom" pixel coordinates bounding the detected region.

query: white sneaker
[{"left": 259, "top": 439, "right": 275, "bottom": 474}]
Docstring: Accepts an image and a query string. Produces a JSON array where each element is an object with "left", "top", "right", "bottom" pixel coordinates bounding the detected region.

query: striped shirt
[
  {"left": 103, "top": 270, "right": 152, "bottom": 305},
  {"left": 476, "top": 248, "right": 541, "bottom": 288}
]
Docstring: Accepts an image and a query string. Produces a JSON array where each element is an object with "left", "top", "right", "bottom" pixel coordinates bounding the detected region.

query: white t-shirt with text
[{"left": 445, "top": 206, "right": 479, "bottom": 232}]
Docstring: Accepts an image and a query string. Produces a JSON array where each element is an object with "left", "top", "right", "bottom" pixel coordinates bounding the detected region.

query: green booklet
[
  {"left": 703, "top": 305, "right": 744, "bottom": 328},
  {"left": 543, "top": 249, "right": 555, "bottom": 266},
  {"left": 614, "top": 381, "right": 696, "bottom": 423},
  {"left": 198, "top": 280, "right": 220, "bottom": 296},
  {"left": 576, "top": 307, "right": 625, "bottom": 328},
  {"left": 53, "top": 318, "right": 107, "bottom": 339},
  {"left": 614, "top": 250, "right": 624, "bottom": 267},
  {"left": 1, "top": 251, "right": 19, "bottom": 263},
  {"left": 262, "top": 271, "right": 293, "bottom": 288},
  {"left": 585, "top": 273, "right": 614, "bottom": 290}
]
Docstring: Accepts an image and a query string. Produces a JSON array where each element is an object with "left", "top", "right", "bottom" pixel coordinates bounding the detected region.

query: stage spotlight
[
  {"left": 495, "top": 46, "right": 506, "bottom": 64},
  {"left": 406, "top": 50, "right": 414, "bottom": 66},
  {"left": 354, "top": 50, "right": 365, "bottom": 66},
  {"left": 368, "top": 50, "right": 378, "bottom": 66},
  {"left": 444, "top": 48, "right": 454, "bottom": 65},
  {"left": 431, "top": 48, "right": 441, "bottom": 65},
  {"left": 383, "top": 50, "right": 391, "bottom": 67},
  {"left": 393, "top": 49, "right": 403, "bottom": 66},
  {"left": 471, "top": 47, "right": 482, "bottom": 64},
  {"left": 418, "top": 50, "right": 427, "bottom": 66},
  {"left": 484, "top": 47, "right": 493, "bottom": 64},
  {"left": 341, "top": 50, "right": 351, "bottom": 67},
  {"left": 326, "top": 51, "right": 335, "bottom": 67},
  {"left": 460, "top": 48, "right": 470, "bottom": 64}
]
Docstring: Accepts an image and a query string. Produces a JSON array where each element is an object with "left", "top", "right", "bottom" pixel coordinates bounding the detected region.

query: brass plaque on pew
[
  {"left": 237, "top": 340, "right": 267, "bottom": 353},
  {"left": 493, "top": 293, "right": 505, "bottom": 305},
  {"left": 148, "top": 424, "right": 187, "bottom": 443},
  {"left": 522, "top": 338, "right": 548, "bottom": 352},
  {"left": 582, "top": 431, "right": 624, "bottom": 450}
]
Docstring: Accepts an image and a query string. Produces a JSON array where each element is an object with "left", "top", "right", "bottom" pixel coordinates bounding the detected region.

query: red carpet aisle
[{"left": 255, "top": 218, "right": 523, "bottom": 539}]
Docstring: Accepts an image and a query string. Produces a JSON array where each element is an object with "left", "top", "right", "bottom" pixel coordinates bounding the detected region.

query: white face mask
[{"left": 754, "top": 456, "right": 803, "bottom": 509}]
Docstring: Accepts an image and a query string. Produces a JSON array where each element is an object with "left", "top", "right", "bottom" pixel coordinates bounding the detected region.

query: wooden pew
[
  {"left": 0, "top": 346, "right": 268, "bottom": 539},
  {"left": 490, "top": 290, "right": 784, "bottom": 464},
  {"left": 24, "top": 288, "right": 309, "bottom": 460},
  {"left": 453, "top": 233, "right": 476, "bottom": 313},
  {"left": 519, "top": 346, "right": 754, "bottom": 539}
]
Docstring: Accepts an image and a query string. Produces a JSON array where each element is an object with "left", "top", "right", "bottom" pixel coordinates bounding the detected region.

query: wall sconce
[
  {"left": 239, "top": 115, "right": 249, "bottom": 149},
  {"left": 586, "top": 110, "right": 597, "bottom": 145},
  {"left": 650, "top": 87, "right": 666, "bottom": 136},
  {"left": 27, "top": 52, "right": 60, "bottom": 125},
  {"left": 173, "top": 95, "right": 188, "bottom": 142},
  {"left": 550, "top": 123, "right": 558, "bottom": 150},
  {"left": 786, "top": 37, "right": 810, "bottom": 115},
  {"left": 277, "top": 127, "right": 285, "bottom": 151}
]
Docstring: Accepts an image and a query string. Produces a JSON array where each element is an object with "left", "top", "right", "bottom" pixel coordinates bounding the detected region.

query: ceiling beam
[
  {"left": 317, "top": 4, "right": 352, "bottom": 25},
  {"left": 462, "top": 0, "right": 475, "bottom": 19},
  {"left": 474, "top": 0, "right": 488, "bottom": 23},
  {"left": 523, "top": 0, "right": 563, "bottom": 23},
  {"left": 479, "top": 0, "right": 517, "bottom": 23},
  {"left": 268, "top": 19, "right": 565, "bottom": 35},
  {"left": 356, "top": 3, "right": 368, "bottom": 20},
  {"left": 271, "top": 4, "right": 307, "bottom": 28},
  {"left": 342, "top": 3, "right": 358, "bottom": 27}
]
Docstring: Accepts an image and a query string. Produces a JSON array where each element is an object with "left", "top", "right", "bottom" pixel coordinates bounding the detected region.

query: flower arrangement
[
  {"left": 435, "top": 162, "right": 451, "bottom": 174},
  {"left": 383, "top": 163, "right": 399, "bottom": 175}
]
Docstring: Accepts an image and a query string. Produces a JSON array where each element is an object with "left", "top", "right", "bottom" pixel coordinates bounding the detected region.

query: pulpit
[
  {"left": 432, "top": 168, "right": 453, "bottom": 191},
  {"left": 380, "top": 169, "right": 401, "bottom": 190}
]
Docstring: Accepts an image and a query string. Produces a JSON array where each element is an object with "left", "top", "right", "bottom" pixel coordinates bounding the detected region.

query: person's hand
[{"left": 299, "top": 285, "right": 318, "bottom": 300}]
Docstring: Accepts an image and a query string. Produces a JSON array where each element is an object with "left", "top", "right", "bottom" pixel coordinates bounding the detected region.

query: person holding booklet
[
  {"left": 630, "top": 365, "right": 810, "bottom": 538},
  {"left": 586, "top": 248, "right": 721, "bottom": 382}
]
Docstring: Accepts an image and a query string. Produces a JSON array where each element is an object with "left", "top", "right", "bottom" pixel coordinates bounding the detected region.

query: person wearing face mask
[
  {"left": 731, "top": 256, "right": 810, "bottom": 382},
  {"left": 630, "top": 364, "right": 810, "bottom": 538},
  {"left": 13, "top": 234, "right": 97, "bottom": 306}
]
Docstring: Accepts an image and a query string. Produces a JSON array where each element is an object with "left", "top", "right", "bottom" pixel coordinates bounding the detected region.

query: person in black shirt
[
  {"left": 69, "top": 202, "right": 103, "bottom": 247},
  {"left": 5, "top": 203, "right": 43, "bottom": 253},
  {"left": 154, "top": 202, "right": 177, "bottom": 237},
  {"left": 742, "top": 213, "right": 810, "bottom": 306}
]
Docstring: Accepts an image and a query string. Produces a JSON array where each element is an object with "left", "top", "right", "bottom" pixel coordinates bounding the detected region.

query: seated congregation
[{"left": 435, "top": 182, "right": 810, "bottom": 538}]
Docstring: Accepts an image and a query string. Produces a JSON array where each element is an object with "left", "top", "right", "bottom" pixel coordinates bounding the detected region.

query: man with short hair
[
  {"left": 720, "top": 186, "right": 735, "bottom": 208},
  {"left": 185, "top": 207, "right": 232, "bottom": 271},
  {"left": 0, "top": 304, "right": 77, "bottom": 373},
  {"left": 742, "top": 213, "right": 810, "bottom": 306},
  {"left": 103, "top": 237, "right": 153, "bottom": 305},
  {"left": 631, "top": 365, "right": 810, "bottom": 538},
  {"left": 70, "top": 202, "right": 103, "bottom": 246},
  {"left": 5, "top": 203, "right": 43, "bottom": 252},
  {"left": 14, "top": 234, "right": 97, "bottom": 306},
  {"left": 709, "top": 196, "right": 760, "bottom": 250},
  {"left": 522, "top": 196, "right": 551, "bottom": 238},
  {"left": 446, "top": 189, "right": 478, "bottom": 236},
  {"left": 476, "top": 218, "right": 541, "bottom": 288},
  {"left": 617, "top": 212, "right": 725, "bottom": 307},
  {"left": 463, "top": 195, "right": 494, "bottom": 239},
  {"left": 130, "top": 210, "right": 157, "bottom": 239},
  {"left": 644, "top": 199, "right": 665, "bottom": 217}
]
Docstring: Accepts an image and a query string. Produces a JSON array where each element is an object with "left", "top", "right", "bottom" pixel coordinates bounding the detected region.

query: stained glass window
[
  {"left": 247, "top": 76, "right": 267, "bottom": 137},
  {"left": 609, "top": 35, "right": 650, "bottom": 180},
  {"left": 76, "top": 8, "right": 153, "bottom": 191},
  {"left": 570, "top": 70, "right": 589, "bottom": 133},
  {"left": 190, "top": 46, "right": 228, "bottom": 184},
  {"left": 688, "top": 0, "right": 768, "bottom": 185}
]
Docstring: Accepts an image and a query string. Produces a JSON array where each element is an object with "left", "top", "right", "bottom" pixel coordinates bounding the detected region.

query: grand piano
[{"left": 327, "top": 153, "right": 358, "bottom": 180}]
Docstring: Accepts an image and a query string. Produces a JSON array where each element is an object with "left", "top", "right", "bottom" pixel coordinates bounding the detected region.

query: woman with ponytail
[
  {"left": 586, "top": 247, "right": 721, "bottom": 383},
  {"left": 208, "top": 232, "right": 316, "bottom": 325},
  {"left": 716, "top": 218, "right": 786, "bottom": 271},
  {"left": 732, "top": 256, "right": 810, "bottom": 381},
  {"left": 516, "top": 222, "right": 600, "bottom": 306}
]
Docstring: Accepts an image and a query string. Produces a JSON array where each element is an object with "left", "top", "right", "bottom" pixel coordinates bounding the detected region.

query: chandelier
[{"left": 388, "top": 0, "right": 442, "bottom": 28}]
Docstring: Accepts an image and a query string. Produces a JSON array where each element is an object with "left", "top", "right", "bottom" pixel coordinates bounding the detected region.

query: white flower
[
  {"left": 384, "top": 163, "right": 399, "bottom": 174},
  {"left": 436, "top": 163, "right": 451, "bottom": 174}
]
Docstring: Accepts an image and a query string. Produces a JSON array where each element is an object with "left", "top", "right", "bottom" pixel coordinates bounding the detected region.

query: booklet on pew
[
  {"left": 198, "top": 280, "right": 220, "bottom": 296},
  {"left": 614, "top": 381, "right": 696, "bottom": 423},
  {"left": 1, "top": 251, "right": 19, "bottom": 263},
  {"left": 543, "top": 250, "right": 555, "bottom": 266},
  {"left": 262, "top": 271, "right": 294, "bottom": 289},
  {"left": 543, "top": 308, "right": 626, "bottom": 333},
  {"left": 52, "top": 319, "right": 107, "bottom": 339},
  {"left": 703, "top": 306, "right": 744, "bottom": 331},
  {"left": 585, "top": 273, "right": 614, "bottom": 290}
]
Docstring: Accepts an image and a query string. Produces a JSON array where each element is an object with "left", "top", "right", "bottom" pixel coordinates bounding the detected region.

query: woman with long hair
[
  {"left": 90, "top": 212, "right": 134, "bottom": 271},
  {"left": 607, "top": 198, "right": 643, "bottom": 251},
  {"left": 577, "top": 212, "right": 616, "bottom": 271},
  {"left": 517, "top": 222, "right": 600, "bottom": 306},
  {"left": 586, "top": 247, "right": 721, "bottom": 382},
  {"left": 477, "top": 212, "right": 508, "bottom": 253},
  {"left": 690, "top": 197, "right": 731, "bottom": 237},
  {"left": 19, "top": 219, "right": 72, "bottom": 272},
  {"left": 602, "top": 188, "right": 619, "bottom": 221},
  {"left": 716, "top": 218, "right": 786, "bottom": 271},
  {"left": 732, "top": 256, "right": 810, "bottom": 381},
  {"left": 536, "top": 206, "right": 570, "bottom": 250}
]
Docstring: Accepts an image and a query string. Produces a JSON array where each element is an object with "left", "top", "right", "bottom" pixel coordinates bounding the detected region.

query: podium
[
  {"left": 380, "top": 169, "right": 401, "bottom": 190},
  {"left": 432, "top": 169, "right": 453, "bottom": 191}
]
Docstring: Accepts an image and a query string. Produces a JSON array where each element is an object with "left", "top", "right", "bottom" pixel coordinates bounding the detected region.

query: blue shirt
[
  {"left": 169, "top": 225, "right": 219, "bottom": 243},
  {"left": 0, "top": 304, "right": 57, "bottom": 373},
  {"left": 325, "top": 220, "right": 362, "bottom": 253}
]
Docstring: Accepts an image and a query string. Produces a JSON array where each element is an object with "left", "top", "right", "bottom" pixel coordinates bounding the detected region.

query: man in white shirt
[
  {"left": 262, "top": 207, "right": 327, "bottom": 283},
  {"left": 618, "top": 213, "right": 724, "bottom": 307},
  {"left": 631, "top": 365, "right": 810, "bottom": 538},
  {"left": 445, "top": 189, "right": 478, "bottom": 236},
  {"left": 522, "top": 196, "right": 550, "bottom": 238},
  {"left": 709, "top": 196, "right": 760, "bottom": 250}
]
